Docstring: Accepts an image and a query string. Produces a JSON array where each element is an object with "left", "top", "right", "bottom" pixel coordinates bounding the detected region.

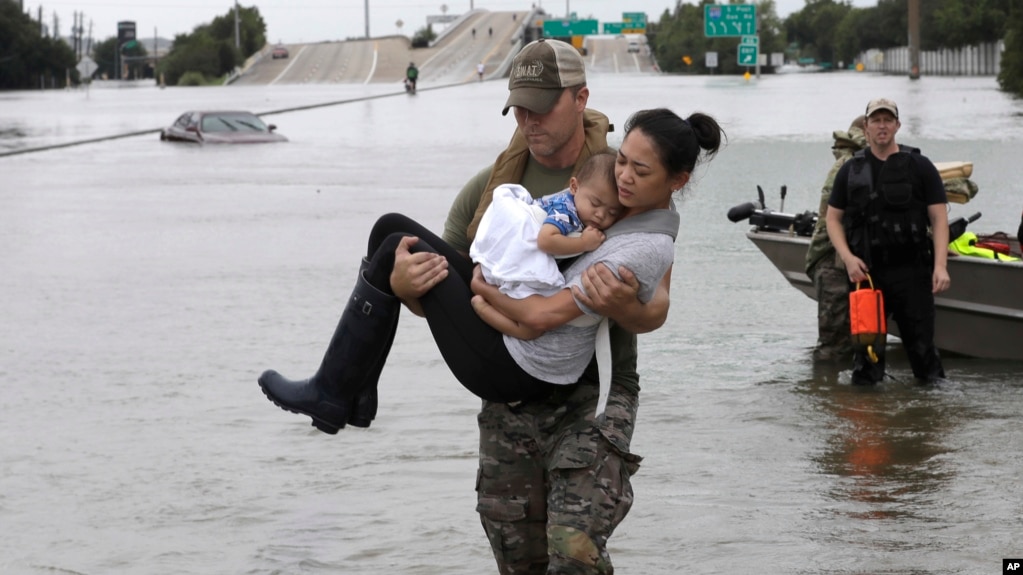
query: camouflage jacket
[{"left": 804, "top": 127, "right": 867, "bottom": 275}]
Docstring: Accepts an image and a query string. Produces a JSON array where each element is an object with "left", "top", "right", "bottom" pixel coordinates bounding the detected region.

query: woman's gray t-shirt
[{"left": 503, "top": 229, "right": 675, "bottom": 384}]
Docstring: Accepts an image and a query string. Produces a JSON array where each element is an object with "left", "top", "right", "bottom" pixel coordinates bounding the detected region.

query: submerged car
[
  {"left": 159, "top": 111, "right": 287, "bottom": 144},
  {"left": 272, "top": 45, "right": 289, "bottom": 59}
]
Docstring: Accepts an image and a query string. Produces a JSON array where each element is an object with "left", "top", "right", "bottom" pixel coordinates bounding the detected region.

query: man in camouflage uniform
[
  {"left": 804, "top": 116, "right": 867, "bottom": 361},
  {"left": 391, "top": 39, "right": 669, "bottom": 574}
]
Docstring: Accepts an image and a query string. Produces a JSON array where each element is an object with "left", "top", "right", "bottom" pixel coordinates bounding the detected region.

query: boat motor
[
  {"left": 726, "top": 200, "right": 763, "bottom": 222},
  {"left": 727, "top": 185, "right": 817, "bottom": 237},
  {"left": 948, "top": 212, "right": 981, "bottom": 242}
]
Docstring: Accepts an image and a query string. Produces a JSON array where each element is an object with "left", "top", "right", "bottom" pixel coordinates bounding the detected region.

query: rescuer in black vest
[{"left": 825, "top": 97, "right": 950, "bottom": 385}]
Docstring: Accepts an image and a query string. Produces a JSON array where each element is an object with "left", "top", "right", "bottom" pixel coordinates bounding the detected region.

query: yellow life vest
[{"left": 949, "top": 232, "right": 1021, "bottom": 261}]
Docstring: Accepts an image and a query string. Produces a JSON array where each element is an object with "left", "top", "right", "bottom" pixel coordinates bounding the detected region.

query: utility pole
[
  {"left": 76, "top": 12, "right": 84, "bottom": 59},
  {"left": 234, "top": 0, "right": 240, "bottom": 49},
  {"left": 908, "top": 0, "right": 920, "bottom": 79},
  {"left": 364, "top": 0, "right": 370, "bottom": 39}
]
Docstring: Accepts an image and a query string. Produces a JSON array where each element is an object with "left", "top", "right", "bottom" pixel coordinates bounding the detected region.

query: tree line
[
  {"left": 92, "top": 5, "right": 268, "bottom": 85},
  {"left": 0, "top": 2, "right": 267, "bottom": 88},
  {"left": 156, "top": 6, "right": 267, "bottom": 85},
  {"left": 2, "top": 0, "right": 1022, "bottom": 97},
  {"left": 0, "top": 0, "right": 77, "bottom": 88},
  {"left": 648, "top": 0, "right": 1021, "bottom": 95}
]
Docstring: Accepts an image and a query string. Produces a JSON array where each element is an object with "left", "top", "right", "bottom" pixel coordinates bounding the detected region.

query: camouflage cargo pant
[
  {"left": 812, "top": 255, "right": 853, "bottom": 361},
  {"left": 475, "top": 382, "right": 641, "bottom": 575}
]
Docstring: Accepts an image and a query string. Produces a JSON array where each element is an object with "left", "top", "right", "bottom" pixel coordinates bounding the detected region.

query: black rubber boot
[
  {"left": 346, "top": 258, "right": 400, "bottom": 428},
  {"left": 851, "top": 346, "right": 885, "bottom": 386},
  {"left": 258, "top": 272, "right": 399, "bottom": 434}
]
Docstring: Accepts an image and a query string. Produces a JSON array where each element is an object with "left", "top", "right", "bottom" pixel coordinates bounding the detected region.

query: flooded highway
[{"left": 2, "top": 70, "right": 1023, "bottom": 574}]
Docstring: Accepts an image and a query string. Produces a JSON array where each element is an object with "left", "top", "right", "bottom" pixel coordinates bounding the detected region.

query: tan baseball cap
[
  {"left": 502, "top": 38, "right": 586, "bottom": 116},
  {"left": 865, "top": 97, "right": 899, "bottom": 119}
]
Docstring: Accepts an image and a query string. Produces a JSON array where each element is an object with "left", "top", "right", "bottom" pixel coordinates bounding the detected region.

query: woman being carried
[{"left": 256, "top": 108, "right": 724, "bottom": 434}]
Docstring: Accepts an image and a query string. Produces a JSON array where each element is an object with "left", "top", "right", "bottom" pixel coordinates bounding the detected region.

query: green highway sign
[
  {"left": 738, "top": 44, "right": 758, "bottom": 66},
  {"left": 603, "top": 21, "right": 646, "bottom": 34},
  {"left": 622, "top": 12, "right": 647, "bottom": 23},
  {"left": 543, "top": 19, "right": 599, "bottom": 36},
  {"left": 704, "top": 4, "right": 757, "bottom": 37}
]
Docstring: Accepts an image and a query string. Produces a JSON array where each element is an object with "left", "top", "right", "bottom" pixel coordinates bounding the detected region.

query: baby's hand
[{"left": 580, "top": 226, "right": 606, "bottom": 251}]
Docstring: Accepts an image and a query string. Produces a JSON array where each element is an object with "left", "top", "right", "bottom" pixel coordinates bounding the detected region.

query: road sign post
[{"left": 739, "top": 34, "right": 761, "bottom": 77}]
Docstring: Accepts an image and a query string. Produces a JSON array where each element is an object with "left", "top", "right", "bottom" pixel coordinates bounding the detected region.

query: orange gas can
[{"left": 849, "top": 274, "right": 887, "bottom": 363}]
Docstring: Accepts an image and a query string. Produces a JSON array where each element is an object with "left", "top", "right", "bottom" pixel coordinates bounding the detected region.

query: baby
[{"left": 469, "top": 152, "right": 622, "bottom": 299}]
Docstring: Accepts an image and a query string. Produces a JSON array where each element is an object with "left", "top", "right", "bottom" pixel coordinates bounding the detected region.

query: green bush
[
  {"left": 157, "top": 4, "right": 266, "bottom": 86},
  {"left": 998, "top": 5, "right": 1023, "bottom": 97},
  {"left": 177, "top": 71, "right": 210, "bottom": 86},
  {"left": 411, "top": 24, "right": 436, "bottom": 48}
]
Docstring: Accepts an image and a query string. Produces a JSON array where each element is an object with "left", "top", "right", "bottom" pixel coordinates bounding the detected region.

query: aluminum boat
[{"left": 731, "top": 191, "right": 1023, "bottom": 361}]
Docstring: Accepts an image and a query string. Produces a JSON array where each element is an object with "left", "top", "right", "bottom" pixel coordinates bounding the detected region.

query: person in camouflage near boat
[{"left": 805, "top": 116, "right": 867, "bottom": 361}]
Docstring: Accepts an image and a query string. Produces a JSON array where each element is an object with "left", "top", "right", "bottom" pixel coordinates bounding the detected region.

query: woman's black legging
[{"left": 362, "top": 213, "right": 554, "bottom": 403}]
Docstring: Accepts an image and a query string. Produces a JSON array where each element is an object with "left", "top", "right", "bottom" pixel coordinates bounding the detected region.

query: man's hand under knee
[{"left": 390, "top": 236, "right": 448, "bottom": 316}]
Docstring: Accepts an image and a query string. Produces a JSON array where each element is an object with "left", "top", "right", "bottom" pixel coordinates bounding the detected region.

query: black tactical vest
[{"left": 841, "top": 146, "right": 931, "bottom": 263}]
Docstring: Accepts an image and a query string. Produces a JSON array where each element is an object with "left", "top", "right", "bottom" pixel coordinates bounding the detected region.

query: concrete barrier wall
[{"left": 857, "top": 40, "right": 1004, "bottom": 76}]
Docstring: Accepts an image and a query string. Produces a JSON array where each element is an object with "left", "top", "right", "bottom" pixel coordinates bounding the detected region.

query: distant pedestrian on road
[
  {"left": 405, "top": 62, "right": 418, "bottom": 93},
  {"left": 472, "top": 28, "right": 476, "bottom": 39},
  {"left": 488, "top": 27, "right": 493, "bottom": 37},
  {"left": 476, "top": 61, "right": 485, "bottom": 81}
]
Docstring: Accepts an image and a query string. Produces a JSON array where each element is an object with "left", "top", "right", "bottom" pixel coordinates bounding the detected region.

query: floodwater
[{"left": 2, "top": 73, "right": 1022, "bottom": 574}]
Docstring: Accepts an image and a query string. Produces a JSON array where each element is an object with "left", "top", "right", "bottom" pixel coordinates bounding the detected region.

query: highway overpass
[{"left": 231, "top": 10, "right": 656, "bottom": 87}]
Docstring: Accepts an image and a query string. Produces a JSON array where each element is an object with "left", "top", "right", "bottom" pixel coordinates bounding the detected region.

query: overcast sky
[{"left": 23, "top": 0, "right": 878, "bottom": 45}]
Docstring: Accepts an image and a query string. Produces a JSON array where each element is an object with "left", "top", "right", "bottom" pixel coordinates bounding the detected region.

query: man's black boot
[
  {"left": 258, "top": 272, "right": 399, "bottom": 434},
  {"left": 851, "top": 347, "right": 885, "bottom": 386}
]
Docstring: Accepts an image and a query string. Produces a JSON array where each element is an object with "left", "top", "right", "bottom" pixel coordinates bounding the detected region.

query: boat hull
[{"left": 747, "top": 228, "right": 1023, "bottom": 361}]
